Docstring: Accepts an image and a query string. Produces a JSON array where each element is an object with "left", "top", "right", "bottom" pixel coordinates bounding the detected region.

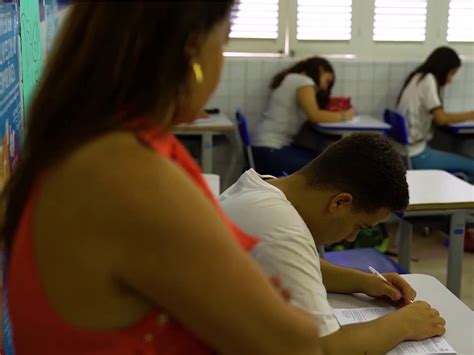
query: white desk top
[
  {"left": 447, "top": 120, "right": 474, "bottom": 135},
  {"left": 406, "top": 170, "right": 474, "bottom": 211},
  {"left": 316, "top": 115, "right": 391, "bottom": 131},
  {"left": 203, "top": 174, "right": 220, "bottom": 197},
  {"left": 328, "top": 274, "right": 474, "bottom": 354},
  {"left": 448, "top": 120, "right": 474, "bottom": 129},
  {"left": 174, "top": 113, "right": 234, "bottom": 133}
]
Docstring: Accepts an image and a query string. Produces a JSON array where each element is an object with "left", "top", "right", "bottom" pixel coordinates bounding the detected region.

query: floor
[{"left": 386, "top": 223, "right": 474, "bottom": 310}]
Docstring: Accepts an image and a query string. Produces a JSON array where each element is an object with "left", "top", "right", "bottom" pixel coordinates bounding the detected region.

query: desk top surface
[
  {"left": 406, "top": 170, "right": 474, "bottom": 211},
  {"left": 174, "top": 113, "right": 234, "bottom": 133},
  {"left": 447, "top": 120, "right": 474, "bottom": 135},
  {"left": 328, "top": 274, "right": 473, "bottom": 354},
  {"left": 448, "top": 120, "right": 474, "bottom": 128},
  {"left": 203, "top": 174, "right": 220, "bottom": 197},
  {"left": 316, "top": 115, "right": 391, "bottom": 130}
]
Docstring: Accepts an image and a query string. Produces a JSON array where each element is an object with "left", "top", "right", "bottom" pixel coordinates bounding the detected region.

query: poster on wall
[{"left": 0, "top": 3, "right": 22, "bottom": 190}]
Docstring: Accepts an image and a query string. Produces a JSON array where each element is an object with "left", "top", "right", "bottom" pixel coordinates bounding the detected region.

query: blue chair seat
[{"left": 325, "top": 248, "right": 407, "bottom": 274}]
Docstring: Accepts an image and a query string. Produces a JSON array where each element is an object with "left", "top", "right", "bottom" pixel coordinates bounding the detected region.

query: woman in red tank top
[{"left": 2, "top": 2, "right": 321, "bottom": 355}]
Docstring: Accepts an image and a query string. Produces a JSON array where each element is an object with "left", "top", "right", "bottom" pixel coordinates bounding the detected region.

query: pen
[{"left": 368, "top": 265, "right": 414, "bottom": 303}]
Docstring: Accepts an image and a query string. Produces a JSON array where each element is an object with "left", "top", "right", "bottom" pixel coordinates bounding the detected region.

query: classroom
[{"left": 0, "top": 1, "right": 473, "bottom": 354}]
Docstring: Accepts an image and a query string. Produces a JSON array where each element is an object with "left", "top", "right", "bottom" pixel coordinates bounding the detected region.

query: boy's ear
[{"left": 329, "top": 192, "right": 353, "bottom": 213}]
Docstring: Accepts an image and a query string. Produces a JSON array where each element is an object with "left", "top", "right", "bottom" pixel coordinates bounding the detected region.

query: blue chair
[
  {"left": 235, "top": 110, "right": 256, "bottom": 170},
  {"left": 384, "top": 108, "right": 467, "bottom": 179},
  {"left": 325, "top": 248, "right": 407, "bottom": 274},
  {"left": 384, "top": 109, "right": 412, "bottom": 169}
]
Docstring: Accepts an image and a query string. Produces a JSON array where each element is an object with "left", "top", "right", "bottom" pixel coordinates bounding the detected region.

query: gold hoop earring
[{"left": 192, "top": 62, "right": 204, "bottom": 83}]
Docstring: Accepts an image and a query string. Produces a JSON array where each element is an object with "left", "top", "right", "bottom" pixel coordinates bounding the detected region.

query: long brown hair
[
  {"left": 397, "top": 46, "right": 461, "bottom": 105},
  {"left": 270, "top": 56, "right": 335, "bottom": 108},
  {"left": 2, "top": 1, "right": 234, "bottom": 249}
]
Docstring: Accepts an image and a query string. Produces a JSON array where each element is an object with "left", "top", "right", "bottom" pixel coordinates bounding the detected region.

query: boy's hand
[
  {"left": 363, "top": 273, "right": 416, "bottom": 306},
  {"left": 393, "top": 301, "right": 446, "bottom": 340}
]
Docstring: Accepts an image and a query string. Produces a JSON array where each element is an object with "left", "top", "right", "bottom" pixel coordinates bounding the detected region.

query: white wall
[{"left": 208, "top": 57, "right": 474, "bottom": 135}]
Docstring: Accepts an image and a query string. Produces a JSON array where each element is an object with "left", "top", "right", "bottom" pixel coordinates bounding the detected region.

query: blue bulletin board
[{"left": 0, "top": 3, "right": 21, "bottom": 189}]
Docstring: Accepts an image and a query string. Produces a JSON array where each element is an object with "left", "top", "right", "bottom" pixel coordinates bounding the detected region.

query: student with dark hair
[
  {"left": 397, "top": 46, "right": 474, "bottom": 181},
  {"left": 252, "top": 57, "right": 353, "bottom": 176},
  {"left": 2, "top": 2, "right": 323, "bottom": 354},
  {"left": 220, "top": 134, "right": 446, "bottom": 355}
]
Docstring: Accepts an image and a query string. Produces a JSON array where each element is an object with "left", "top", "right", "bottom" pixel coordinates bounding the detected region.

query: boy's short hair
[{"left": 299, "top": 133, "right": 409, "bottom": 212}]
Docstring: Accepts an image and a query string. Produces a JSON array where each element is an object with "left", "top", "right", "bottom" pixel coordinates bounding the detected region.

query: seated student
[
  {"left": 252, "top": 56, "right": 353, "bottom": 176},
  {"left": 220, "top": 134, "right": 446, "bottom": 355},
  {"left": 397, "top": 46, "right": 474, "bottom": 181}
]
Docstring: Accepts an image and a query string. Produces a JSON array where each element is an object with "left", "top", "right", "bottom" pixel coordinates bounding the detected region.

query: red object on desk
[{"left": 327, "top": 97, "right": 352, "bottom": 112}]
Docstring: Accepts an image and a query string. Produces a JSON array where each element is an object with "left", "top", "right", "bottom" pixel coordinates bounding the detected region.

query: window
[
  {"left": 447, "top": 0, "right": 474, "bottom": 42},
  {"left": 230, "top": 0, "right": 279, "bottom": 39},
  {"left": 373, "top": 0, "right": 427, "bottom": 41},
  {"left": 296, "top": 0, "right": 352, "bottom": 40}
]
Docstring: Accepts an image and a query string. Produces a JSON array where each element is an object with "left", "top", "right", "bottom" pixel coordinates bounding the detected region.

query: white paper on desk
[
  {"left": 347, "top": 115, "right": 361, "bottom": 123},
  {"left": 333, "top": 308, "right": 456, "bottom": 354}
]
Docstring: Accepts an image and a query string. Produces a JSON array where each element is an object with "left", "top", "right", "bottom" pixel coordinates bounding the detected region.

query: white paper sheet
[{"left": 333, "top": 307, "right": 456, "bottom": 354}]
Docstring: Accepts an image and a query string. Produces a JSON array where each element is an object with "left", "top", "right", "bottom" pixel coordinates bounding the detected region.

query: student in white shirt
[
  {"left": 252, "top": 57, "right": 353, "bottom": 176},
  {"left": 397, "top": 46, "right": 474, "bottom": 181},
  {"left": 220, "top": 134, "right": 446, "bottom": 354}
]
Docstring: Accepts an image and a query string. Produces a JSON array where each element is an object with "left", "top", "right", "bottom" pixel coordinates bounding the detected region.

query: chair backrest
[
  {"left": 384, "top": 109, "right": 412, "bottom": 169},
  {"left": 235, "top": 109, "right": 252, "bottom": 147},
  {"left": 235, "top": 110, "right": 255, "bottom": 169},
  {"left": 384, "top": 109, "right": 409, "bottom": 145}
]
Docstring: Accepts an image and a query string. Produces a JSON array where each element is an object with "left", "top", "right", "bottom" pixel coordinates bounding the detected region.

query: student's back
[
  {"left": 254, "top": 73, "right": 316, "bottom": 149},
  {"left": 397, "top": 72, "right": 440, "bottom": 156},
  {"left": 250, "top": 57, "right": 353, "bottom": 176}
]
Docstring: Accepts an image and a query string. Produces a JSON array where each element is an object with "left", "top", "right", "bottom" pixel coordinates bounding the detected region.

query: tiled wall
[
  {"left": 198, "top": 58, "right": 473, "bottom": 188},
  {"left": 208, "top": 58, "right": 474, "bottom": 134}
]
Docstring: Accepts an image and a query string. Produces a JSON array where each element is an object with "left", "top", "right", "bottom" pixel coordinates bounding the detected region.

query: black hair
[
  {"left": 397, "top": 46, "right": 461, "bottom": 105},
  {"left": 300, "top": 134, "right": 409, "bottom": 212},
  {"left": 270, "top": 56, "right": 335, "bottom": 109}
]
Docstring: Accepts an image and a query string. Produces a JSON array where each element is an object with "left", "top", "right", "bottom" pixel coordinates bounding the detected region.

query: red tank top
[{"left": 6, "top": 120, "right": 258, "bottom": 355}]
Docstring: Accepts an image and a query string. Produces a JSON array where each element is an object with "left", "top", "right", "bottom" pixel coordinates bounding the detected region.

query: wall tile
[
  {"left": 344, "top": 63, "right": 359, "bottom": 81},
  {"left": 262, "top": 61, "right": 280, "bottom": 79},
  {"left": 229, "top": 95, "right": 246, "bottom": 113},
  {"left": 246, "top": 61, "right": 263, "bottom": 80},
  {"left": 374, "top": 63, "right": 390, "bottom": 80},
  {"left": 359, "top": 63, "right": 374, "bottom": 81},
  {"left": 229, "top": 61, "right": 246, "bottom": 81},
  {"left": 344, "top": 81, "right": 358, "bottom": 97}
]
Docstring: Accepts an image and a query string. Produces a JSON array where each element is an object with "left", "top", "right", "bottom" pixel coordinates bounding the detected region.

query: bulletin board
[{"left": 0, "top": 3, "right": 21, "bottom": 190}]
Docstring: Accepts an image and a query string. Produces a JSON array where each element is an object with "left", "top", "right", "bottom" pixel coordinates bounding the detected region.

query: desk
[
  {"left": 397, "top": 170, "right": 474, "bottom": 296},
  {"left": 203, "top": 174, "right": 220, "bottom": 197},
  {"left": 314, "top": 115, "right": 391, "bottom": 136},
  {"left": 447, "top": 121, "right": 474, "bottom": 135},
  {"left": 174, "top": 113, "right": 235, "bottom": 173},
  {"left": 328, "top": 274, "right": 474, "bottom": 354}
]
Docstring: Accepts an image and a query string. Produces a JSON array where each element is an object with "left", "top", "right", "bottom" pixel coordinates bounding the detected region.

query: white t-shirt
[
  {"left": 253, "top": 73, "right": 316, "bottom": 149},
  {"left": 219, "top": 169, "right": 340, "bottom": 337},
  {"left": 397, "top": 73, "right": 442, "bottom": 156}
]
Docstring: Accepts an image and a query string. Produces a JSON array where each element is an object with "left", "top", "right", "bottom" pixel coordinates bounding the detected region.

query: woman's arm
[
  {"left": 88, "top": 134, "right": 321, "bottom": 355},
  {"left": 432, "top": 107, "right": 474, "bottom": 125},
  {"left": 296, "top": 86, "right": 353, "bottom": 123}
]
